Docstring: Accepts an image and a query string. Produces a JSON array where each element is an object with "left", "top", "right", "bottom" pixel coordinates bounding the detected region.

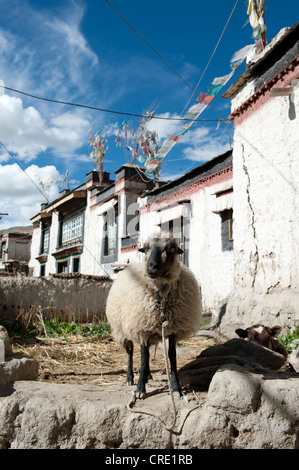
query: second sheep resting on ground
[{"left": 106, "top": 236, "right": 202, "bottom": 398}]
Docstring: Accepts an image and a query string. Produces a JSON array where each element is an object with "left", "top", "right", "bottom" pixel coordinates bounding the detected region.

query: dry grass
[{"left": 11, "top": 334, "right": 214, "bottom": 386}]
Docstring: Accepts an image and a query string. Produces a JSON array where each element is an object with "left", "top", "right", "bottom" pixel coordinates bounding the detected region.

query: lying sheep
[
  {"left": 106, "top": 236, "right": 202, "bottom": 398},
  {"left": 235, "top": 324, "right": 288, "bottom": 360}
]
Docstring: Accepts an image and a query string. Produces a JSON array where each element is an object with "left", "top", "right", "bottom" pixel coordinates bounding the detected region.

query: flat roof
[{"left": 222, "top": 21, "right": 299, "bottom": 99}]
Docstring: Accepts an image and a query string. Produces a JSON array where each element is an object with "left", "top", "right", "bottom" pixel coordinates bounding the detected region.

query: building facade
[
  {"left": 220, "top": 22, "right": 299, "bottom": 334},
  {"left": 29, "top": 152, "right": 234, "bottom": 313},
  {"left": 29, "top": 166, "right": 153, "bottom": 278},
  {"left": 0, "top": 227, "right": 32, "bottom": 274},
  {"left": 138, "top": 150, "right": 234, "bottom": 312}
]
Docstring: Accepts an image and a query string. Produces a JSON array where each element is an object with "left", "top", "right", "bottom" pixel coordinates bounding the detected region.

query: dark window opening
[
  {"left": 73, "top": 257, "right": 80, "bottom": 273},
  {"left": 103, "top": 206, "right": 117, "bottom": 257},
  {"left": 57, "top": 259, "right": 68, "bottom": 273},
  {"left": 220, "top": 209, "right": 233, "bottom": 251}
]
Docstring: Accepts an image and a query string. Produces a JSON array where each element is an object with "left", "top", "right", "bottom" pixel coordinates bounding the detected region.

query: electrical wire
[
  {"left": 103, "top": 0, "right": 194, "bottom": 92},
  {"left": 180, "top": 0, "right": 239, "bottom": 117},
  {"left": 0, "top": 139, "right": 111, "bottom": 277},
  {"left": 0, "top": 84, "right": 228, "bottom": 123}
]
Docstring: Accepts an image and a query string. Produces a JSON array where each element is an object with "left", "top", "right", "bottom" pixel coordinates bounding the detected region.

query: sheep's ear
[
  {"left": 177, "top": 247, "right": 184, "bottom": 254},
  {"left": 235, "top": 328, "right": 248, "bottom": 339}
]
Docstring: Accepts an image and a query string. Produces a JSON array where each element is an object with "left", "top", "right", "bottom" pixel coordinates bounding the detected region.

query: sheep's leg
[
  {"left": 125, "top": 340, "right": 134, "bottom": 386},
  {"left": 136, "top": 344, "right": 150, "bottom": 398},
  {"left": 168, "top": 334, "right": 182, "bottom": 396}
]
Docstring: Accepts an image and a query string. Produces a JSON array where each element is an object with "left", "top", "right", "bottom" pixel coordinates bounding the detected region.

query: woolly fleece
[{"left": 106, "top": 261, "right": 202, "bottom": 347}]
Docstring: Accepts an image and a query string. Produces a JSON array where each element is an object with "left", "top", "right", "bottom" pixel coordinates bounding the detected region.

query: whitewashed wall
[
  {"left": 139, "top": 174, "right": 234, "bottom": 313},
  {"left": 222, "top": 68, "right": 299, "bottom": 334}
]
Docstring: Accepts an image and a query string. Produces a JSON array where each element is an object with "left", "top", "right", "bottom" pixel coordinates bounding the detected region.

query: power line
[
  {"left": 180, "top": 0, "right": 239, "bottom": 117},
  {"left": 0, "top": 84, "right": 229, "bottom": 123},
  {"left": 103, "top": 0, "right": 194, "bottom": 92},
  {"left": 0, "top": 139, "right": 111, "bottom": 277},
  {"left": 0, "top": 140, "right": 48, "bottom": 201}
]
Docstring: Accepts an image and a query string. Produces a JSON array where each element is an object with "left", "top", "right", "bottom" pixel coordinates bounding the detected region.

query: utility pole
[{"left": 0, "top": 212, "right": 8, "bottom": 220}]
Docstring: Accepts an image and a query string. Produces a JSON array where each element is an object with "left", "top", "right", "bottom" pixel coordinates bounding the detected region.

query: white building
[
  {"left": 29, "top": 167, "right": 153, "bottom": 278},
  {"left": 29, "top": 152, "right": 234, "bottom": 313},
  {"left": 138, "top": 150, "right": 234, "bottom": 312},
  {"left": 220, "top": 22, "right": 299, "bottom": 334},
  {"left": 0, "top": 227, "right": 32, "bottom": 274}
]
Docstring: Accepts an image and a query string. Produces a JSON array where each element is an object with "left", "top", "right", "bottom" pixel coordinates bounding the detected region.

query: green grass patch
[{"left": 279, "top": 326, "right": 299, "bottom": 354}]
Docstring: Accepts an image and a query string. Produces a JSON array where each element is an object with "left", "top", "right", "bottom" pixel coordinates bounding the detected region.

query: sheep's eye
[{"left": 170, "top": 247, "right": 176, "bottom": 253}]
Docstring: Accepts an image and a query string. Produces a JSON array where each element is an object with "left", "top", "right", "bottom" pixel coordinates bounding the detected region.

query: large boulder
[{"left": 178, "top": 338, "right": 286, "bottom": 391}]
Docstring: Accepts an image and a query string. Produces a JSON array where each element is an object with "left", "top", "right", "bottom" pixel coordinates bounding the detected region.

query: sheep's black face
[{"left": 139, "top": 239, "right": 183, "bottom": 279}]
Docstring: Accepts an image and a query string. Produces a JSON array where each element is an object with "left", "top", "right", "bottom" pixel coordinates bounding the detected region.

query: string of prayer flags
[
  {"left": 88, "top": 129, "right": 108, "bottom": 185},
  {"left": 143, "top": 43, "right": 256, "bottom": 179},
  {"left": 114, "top": 111, "right": 160, "bottom": 177},
  {"left": 246, "top": 0, "right": 266, "bottom": 52}
]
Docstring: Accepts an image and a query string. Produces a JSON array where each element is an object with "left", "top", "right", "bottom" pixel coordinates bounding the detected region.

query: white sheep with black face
[{"left": 105, "top": 236, "right": 202, "bottom": 398}]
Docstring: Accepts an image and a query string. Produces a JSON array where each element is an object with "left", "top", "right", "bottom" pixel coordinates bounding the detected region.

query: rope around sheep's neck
[{"left": 127, "top": 289, "right": 201, "bottom": 434}]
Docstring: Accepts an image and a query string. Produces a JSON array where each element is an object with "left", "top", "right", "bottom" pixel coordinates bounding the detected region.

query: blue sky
[{"left": 0, "top": 0, "right": 297, "bottom": 229}]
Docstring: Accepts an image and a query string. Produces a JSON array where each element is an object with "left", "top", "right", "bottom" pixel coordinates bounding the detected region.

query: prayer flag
[{"left": 207, "top": 83, "right": 223, "bottom": 96}]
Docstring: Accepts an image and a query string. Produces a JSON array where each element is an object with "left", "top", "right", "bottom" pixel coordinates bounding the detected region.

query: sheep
[
  {"left": 235, "top": 324, "right": 288, "bottom": 360},
  {"left": 105, "top": 236, "right": 202, "bottom": 398}
]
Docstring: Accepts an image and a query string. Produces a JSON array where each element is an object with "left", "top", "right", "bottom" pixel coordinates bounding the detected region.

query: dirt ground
[{"left": 11, "top": 333, "right": 217, "bottom": 387}]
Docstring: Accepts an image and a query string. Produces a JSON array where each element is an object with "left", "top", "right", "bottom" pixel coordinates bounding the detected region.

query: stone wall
[
  {"left": 0, "top": 274, "right": 113, "bottom": 323},
  {"left": 0, "top": 365, "right": 298, "bottom": 449}
]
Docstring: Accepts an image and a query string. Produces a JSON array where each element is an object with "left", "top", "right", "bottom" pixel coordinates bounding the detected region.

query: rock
[
  {"left": 289, "top": 347, "right": 299, "bottom": 373},
  {"left": 0, "top": 356, "right": 39, "bottom": 389},
  {"left": 198, "top": 338, "right": 285, "bottom": 369},
  {"left": 0, "top": 326, "right": 12, "bottom": 357},
  {"left": 189, "top": 365, "right": 299, "bottom": 449},
  {"left": 179, "top": 355, "right": 262, "bottom": 391},
  {"left": 178, "top": 338, "right": 285, "bottom": 391},
  {"left": 0, "top": 368, "right": 298, "bottom": 449}
]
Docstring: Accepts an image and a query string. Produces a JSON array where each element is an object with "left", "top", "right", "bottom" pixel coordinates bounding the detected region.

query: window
[
  {"left": 57, "top": 259, "right": 68, "bottom": 273},
  {"left": 220, "top": 209, "right": 233, "bottom": 251},
  {"left": 0, "top": 241, "right": 6, "bottom": 260},
  {"left": 103, "top": 207, "right": 117, "bottom": 257},
  {"left": 62, "top": 214, "right": 83, "bottom": 245},
  {"left": 41, "top": 229, "right": 50, "bottom": 254},
  {"left": 161, "top": 217, "right": 185, "bottom": 264},
  {"left": 40, "top": 264, "right": 46, "bottom": 276},
  {"left": 73, "top": 256, "right": 80, "bottom": 273}
]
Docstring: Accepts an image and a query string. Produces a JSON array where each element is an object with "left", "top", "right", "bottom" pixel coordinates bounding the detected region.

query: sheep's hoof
[
  {"left": 173, "top": 391, "right": 181, "bottom": 400},
  {"left": 127, "top": 379, "right": 134, "bottom": 386},
  {"left": 135, "top": 391, "right": 146, "bottom": 399}
]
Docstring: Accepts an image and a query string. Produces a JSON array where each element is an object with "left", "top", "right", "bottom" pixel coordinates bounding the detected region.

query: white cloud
[
  {"left": 46, "top": 7, "right": 98, "bottom": 69},
  {"left": 147, "top": 112, "right": 182, "bottom": 141},
  {"left": 0, "top": 163, "right": 61, "bottom": 229},
  {"left": 183, "top": 139, "right": 231, "bottom": 162},
  {"left": 0, "top": 94, "right": 90, "bottom": 162}
]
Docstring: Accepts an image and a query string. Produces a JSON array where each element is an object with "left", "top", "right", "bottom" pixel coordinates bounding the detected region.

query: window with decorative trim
[
  {"left": 42, "top": 229, "right": 50, "bottom": 253},
  {"left": 61, "top": 213, "right": 83, "bottom": 246}
]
